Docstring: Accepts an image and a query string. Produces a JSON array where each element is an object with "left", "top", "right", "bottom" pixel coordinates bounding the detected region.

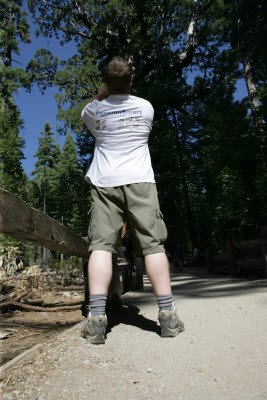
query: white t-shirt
[{"left": 81, "top": 94, "right": 156, "bottom": 187}]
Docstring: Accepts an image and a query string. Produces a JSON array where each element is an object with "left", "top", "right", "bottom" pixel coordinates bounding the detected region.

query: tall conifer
[
  {"left": 0, "top": 0, "right": 31, "bottom": 197},
  {"left": 52, "top": 133, "right": 85, "bottom": 234},
  {"left": 31, "top": 122, "right": 59, "bottom": 214}
]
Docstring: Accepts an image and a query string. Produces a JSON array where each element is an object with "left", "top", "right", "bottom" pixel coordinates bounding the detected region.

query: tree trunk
[
  {"left": 42, "top": 247, "right": 53, "bottom": 267},
  {"left": 177, "top": 10, "right": 196, "bottom": 68},
  {"left": 226, "top": 235, "right": 240, "bottom": 275},
  {"left": 171, "top": 111, "right": 196, "bottom": 250},
  {"left": 259, "top": 226, "right": 267, "bottom": 279},
  {"left": 243, "top": 57, "right": 263, "bottom": 128},
  {"left": 178, "top": 150, "right": 196, "bottom": 251},
  {"left": 242, "top": 56, "right": 265, "bottom": 168},
  {"left": 206, "top": 248, "right": 213, "bottom": 272}
]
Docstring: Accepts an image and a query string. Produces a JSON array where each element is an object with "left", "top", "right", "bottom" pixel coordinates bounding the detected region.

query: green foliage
[
  {"left": 51, "top": 256, "right": 83, "bottom": 286},
  {"left": 0, "top": 245, "right": 24, "bottom": 276},
  {"left": 30, "top": 122, "right": 60, "bottom": 214},
  {"left": 0, "top": 234, "right": 39, "bottom": 270},
  {"left": 0, "top": 0, "right": 31, "bottom": 198},
  {"left": 51, "top": 132, "right": 87, "bottom": 234},
  {"left": 30, "top": 125, "right": 90, "bottom": 236},
  {"left": 0, "top": 100, "right": 27, "bottom": 196}
]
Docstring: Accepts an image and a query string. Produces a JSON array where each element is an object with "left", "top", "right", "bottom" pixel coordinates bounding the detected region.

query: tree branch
[
  {"left": 69, "top": 21, "right": 91, "bottom": 40},
  {"left": 42, "top": 0, "right": 65, "bottom": 11},
  {"left": 177, "top": 11, "right": 197, "bottom": 69}
]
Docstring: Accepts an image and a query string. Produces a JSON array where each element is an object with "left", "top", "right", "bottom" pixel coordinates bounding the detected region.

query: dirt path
[{"left": 1, "top": 268, "right": 267, "bottom": 400}]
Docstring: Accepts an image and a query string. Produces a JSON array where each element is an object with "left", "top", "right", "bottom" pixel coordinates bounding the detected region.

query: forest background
[{"left": 0, "top": 0, "right": 266, "bottom": 267}]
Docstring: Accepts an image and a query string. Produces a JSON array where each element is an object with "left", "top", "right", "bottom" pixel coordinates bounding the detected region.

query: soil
[
  {"left": 0, "top": 286, "right": 84, "bottom": 365},
  {"left": 1, "top": 268, "right": 267, "bottom": 400}
]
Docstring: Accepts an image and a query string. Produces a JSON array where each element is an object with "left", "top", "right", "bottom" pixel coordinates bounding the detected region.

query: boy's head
[{"left": 105, "top": 57, "right": 132, "bottom": 93}]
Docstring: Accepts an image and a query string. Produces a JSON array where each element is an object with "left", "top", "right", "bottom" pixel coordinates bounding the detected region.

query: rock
[
  {"left": 147, "top": 367, "right": 152, "bottom": 373},
  {"left": 41, "top": 312, "right": 48, "bottom": 317},
  {"left": 0, "top": 330, "right": 14, "bottom": 339},
  {"left": 62, "top": 292, "right": 71, "bottom": 298}
]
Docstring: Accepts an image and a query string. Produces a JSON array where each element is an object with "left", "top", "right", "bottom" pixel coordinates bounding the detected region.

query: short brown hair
[{"left": 105, "top": 57, "right": 132, "bottom": 92}]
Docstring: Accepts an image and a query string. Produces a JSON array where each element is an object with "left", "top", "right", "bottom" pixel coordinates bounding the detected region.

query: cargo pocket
[
  {"left": 87, "top": 205, "right": 94, "bottom": 241},
  {"left": 156, "top": 210, "right": 168, "bottom": 243}
]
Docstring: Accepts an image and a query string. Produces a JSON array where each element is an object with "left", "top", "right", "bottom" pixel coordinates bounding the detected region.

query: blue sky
[
  {"left": 14, "top": 13, "right": 77, "bottom": 176},
  {"left": 14, "top": 13, "right": 248, "bottom": 177}
]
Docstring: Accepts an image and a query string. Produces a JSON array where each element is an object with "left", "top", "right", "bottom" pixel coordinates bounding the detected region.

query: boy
[{"left": 81, "top": 57, "right": 184, "bottom": 344}]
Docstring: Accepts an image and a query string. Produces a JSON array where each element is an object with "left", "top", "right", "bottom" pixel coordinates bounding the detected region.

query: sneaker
[
  {"left": 81, "top": 313, "right": 107, "bottom": 344},
  {"left": 158, "top": 307, "right": 185, "bottom": 338}
]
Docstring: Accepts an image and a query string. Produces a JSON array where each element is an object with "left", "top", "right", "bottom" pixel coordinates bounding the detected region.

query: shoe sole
[
  {"left": 161, "top": 326, "right": 185, "bottom": 338},
  {"left": 87, "top": 334, "right": 105, "bottom": 344},
  {"left": 81, "top": 331, "right": 105, "bottom": 344}
]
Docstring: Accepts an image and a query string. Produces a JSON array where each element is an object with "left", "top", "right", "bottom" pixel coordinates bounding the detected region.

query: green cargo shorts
[{"left": 88, "top": 183, "right": 167, "bottom": 256}]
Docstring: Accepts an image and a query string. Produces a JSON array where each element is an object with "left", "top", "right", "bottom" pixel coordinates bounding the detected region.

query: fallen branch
[
  {"left": 0, "top": 301, "right": 81, "bottom": 313},
  {"left": 22, "top": 298, "right": 44, "bottom": 306},
  {"left": 42, "top": 299, "right": 83, "bottom": 307},
  {"left": 22, "top": 299, "right": 83, "bottom": 307},
  {"left": 15, "top": 290, "right": 32, "bottom": 302},
  {"left": 0, "top": 295, "right": 12, "bottom": 304},
  {"left": 0, "top": 290, "right": 32, "bottom": 305}
]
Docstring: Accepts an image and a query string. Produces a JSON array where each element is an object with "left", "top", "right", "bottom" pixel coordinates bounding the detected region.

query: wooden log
[
  {"left": 22, "top": 298, "right": 83, "bottom": 307},
  {"left": 0, "top": 300, "right": 81, "bottom": 312},
  {"left": 0, "top": 343, "right": 43, "bottom": 374},
  {"left": 0, "top": 189, "right": 123, "bottom": 311},
  {"left": 22, "top": 298, "right": 44, "bottom": 306},
  {"left": 0, "top": 187, "right": 89, "bottom": 258}
]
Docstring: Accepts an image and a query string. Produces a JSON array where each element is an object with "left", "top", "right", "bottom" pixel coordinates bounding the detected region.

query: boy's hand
[
  {"left": 81, "top": 84, "right": 109, "bottom": 114},
  {"left": 99, "top": 84, "right": 109, "bottom": 98}
]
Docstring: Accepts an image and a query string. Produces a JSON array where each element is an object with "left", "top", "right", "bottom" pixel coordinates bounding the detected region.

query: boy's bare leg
[
  {"left": 88, "top": 250, "right": 113, "bottom": 295},
  {"left": 145, "top": 252, "right": 184, "bottom": 336},
  {"left": 144, "top": 252, "right": 171, "bottom": 296},
  {"left": 89, "top": 251, "right": 171, "bottom": 296},
  {"left": 82, "top": 250, "right": 111, "bottom": 343}
]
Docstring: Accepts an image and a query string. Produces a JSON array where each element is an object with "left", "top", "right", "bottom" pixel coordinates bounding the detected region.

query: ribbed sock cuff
[
  {"left": 89, "top": 294, "right": 107, "bottom": 316},
  {"left": 156, "top": 294, "right": 174, "bottom": 311}
]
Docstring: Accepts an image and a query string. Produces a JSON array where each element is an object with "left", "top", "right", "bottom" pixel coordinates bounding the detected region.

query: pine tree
[
  {"left": 0, "top": 101, "right": 27, "bottom": 196},
  {"left": 31, "top": 122, "right": 60, "bottom": 214},
  {"left": 52, "top": 133, "right": 86, "bottom": 234},
  {"left": 0, "top": 0, "right": 31, "bottom": 197}
]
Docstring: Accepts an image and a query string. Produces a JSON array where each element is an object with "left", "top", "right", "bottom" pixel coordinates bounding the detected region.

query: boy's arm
[{"left": 81, "top": 84, "right": 109, "bottom": 115}]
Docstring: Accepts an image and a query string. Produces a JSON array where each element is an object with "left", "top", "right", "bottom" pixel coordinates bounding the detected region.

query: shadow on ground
[
  {"left": 106, "top": 304, "right": 161, "bottom": 336},
  {"left": 120, "top": 267, "right": 267, "bottom": 308}
]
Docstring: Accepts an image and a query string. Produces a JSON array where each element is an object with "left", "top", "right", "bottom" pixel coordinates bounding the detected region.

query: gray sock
[
  {"left": 89, "top": 294, "right": 107, "bottom": 316},
  {"left": 156, "top": 294, "right": 174, "bottom": 311}
]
